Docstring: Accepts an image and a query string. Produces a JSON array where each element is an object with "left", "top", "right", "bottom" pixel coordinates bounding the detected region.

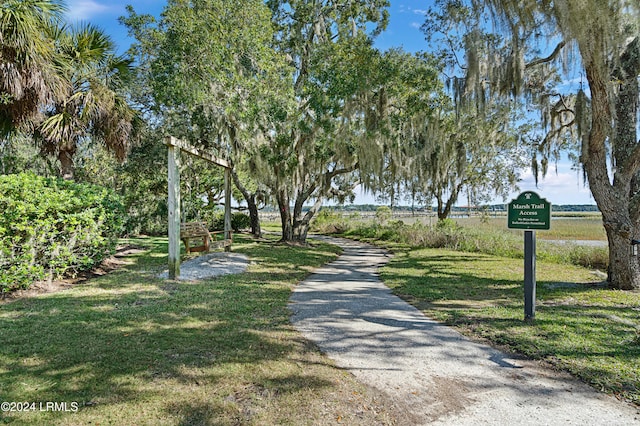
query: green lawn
[
  {"left": 0, "top": 235, "right": 398, "bottom": 425},
  {"left": 381, "top": 247, "right": 640, "bottom": 403},
  {"left": 3, "top": 226, "right": 637, "bottom": 425}
]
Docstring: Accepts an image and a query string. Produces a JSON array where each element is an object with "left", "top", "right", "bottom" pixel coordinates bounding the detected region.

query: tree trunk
[
  {"left": 436, "top": 196, "right": 449, "bottom": 220},
  {"left": 58, "top": 148, "right": 75, "bottom": 180},
  {"left": 292, "top": 218, "right": 309, "bottom": 243},
  {"left": 582, "top": 81, "right": 640, "bottom": 289},
  {"left": 604, "top": 222, "right": 640, "bottom": 290},
  {"left": 247, "top": 195, "right": 262, "bottom": 237},
  {"left": 275, "top": 165, "right": 356, "bottom": 244},
  {"left": 231, "top": 170, "right": 262, "bottom": 237},
  {"left": 436, "top": 183, "right": 462, "bottom": 220},
  {"left": 604, "top": 47, "right": 640, "bottom": 290},
  {"left": 581, "top": 34, "right": 640, "bottom": 290},
  {"left": 583, "top": 131, "right": 640, "bottom": 289},
  {"left": 292, "top": 197, "right": 323, "bottom": 243},
  {"left": 276, "top": 189, "right": 293, "bottom": 241}
]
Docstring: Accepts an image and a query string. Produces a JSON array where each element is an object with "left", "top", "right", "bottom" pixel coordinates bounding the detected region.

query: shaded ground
[
  {"left": 0, "top": 244, "right": 146, "bottom": 303},
  {"left": 290, "top": 236, "right": 640, "bottom": 425}
]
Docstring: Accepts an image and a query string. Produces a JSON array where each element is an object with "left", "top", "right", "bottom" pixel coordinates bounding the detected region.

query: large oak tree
[
  {"left": 425, "top": 0, "right": 640, "bottom": 289},
  {"left": 260, "top": 0, "right": 392, "bottom": 242}
]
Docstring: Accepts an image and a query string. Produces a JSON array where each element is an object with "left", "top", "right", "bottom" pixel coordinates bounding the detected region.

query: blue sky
[{"left": 64, "top": 0, "right": 595, "bottom": 206}]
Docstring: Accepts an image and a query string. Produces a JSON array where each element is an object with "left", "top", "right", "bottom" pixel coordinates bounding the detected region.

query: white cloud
[
  {"left": 410, "top": 22, "right": 421, "bottom": 29},
  {"left": 65, "top": 0, "right": 111, "bottom": 21},
  {"left": 396, "top": 5, "right": 428, "bottom": 15},
  {"left": 507, "top": 166, "right": 594, "bottom": 205}
]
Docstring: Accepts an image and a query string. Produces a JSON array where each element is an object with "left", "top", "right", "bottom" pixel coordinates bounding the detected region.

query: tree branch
[
  {"left": 446, "top": 35, "right": 467, "bottom": 71},
  {"left": 525, "top": 41, "right": 566, "bottom": 69},
  {"left": 324, "top": 162, "right": 359, "bottom": 183}
]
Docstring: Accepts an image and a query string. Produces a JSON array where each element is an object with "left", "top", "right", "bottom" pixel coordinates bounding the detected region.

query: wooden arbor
[{"left": 166, "top": 136, "right": 232, "bottom": 279}]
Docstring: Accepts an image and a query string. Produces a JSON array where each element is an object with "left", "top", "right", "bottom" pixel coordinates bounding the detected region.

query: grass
[
  {"left": 4, "top": 215, "right": 635, "bottom": 424},
  {"left": 311, "top": 211, "right": 639, "bottom": 403},
  {"left": 381, "top": 247, "right": 640, "bottom": 403},
  {"left": 313, "top": 213, "right": 609, "bottom": 270},
  {"left": 449, "top": 216, "right": 607, "bottom": 241},
  {"left": 0, "top": 234, "right": 399, "bottom": 425}
]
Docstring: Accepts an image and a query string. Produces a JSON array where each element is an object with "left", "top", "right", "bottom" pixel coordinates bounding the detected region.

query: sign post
[
  {"left": 523, "top": 230, "right": 536, "bottom": 320},
  {"left": 507, "top": 191, "right": 551, "bottom": 322}
]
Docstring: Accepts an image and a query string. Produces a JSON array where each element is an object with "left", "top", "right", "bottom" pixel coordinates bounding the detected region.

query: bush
[
  {"left": 204, "top": 211, "right": 223, "bottom": 231},
  {"left": 208, "top": 211, "right": 251, "bottom": 232},
  {"left": 435, "top": 218, "right": 459, "bottom": 231},
  {"left": 375, "top": 206, "right": 392, "bottom": 223},
  {"left": 0, "top": 173, "right": 124, "bottom": 293},
  {"left": 231, "top": 212, "right": 251, "bottom": 232},
  {"left": 312, "top": 209, "right": 350, "bottom": 234}
]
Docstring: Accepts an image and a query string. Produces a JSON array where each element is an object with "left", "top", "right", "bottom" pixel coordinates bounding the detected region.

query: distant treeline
[{"left": 312, "top": 204, "right": 600, "bottom": 213}]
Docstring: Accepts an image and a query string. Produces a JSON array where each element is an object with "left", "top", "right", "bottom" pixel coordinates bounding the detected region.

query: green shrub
[
  {"left": 231, "top": 212, "right": 251, "bottom": 232},
  {"left": 312, "top": 209, "right": 350, "bottom": 234},
  {"left": 0, "top": 173, "right": 124, "bottom": 293},
  {"left": 375, "top": 206, "right": 392, "bottom": 223},
  {"left": 207, "top": 211, "right": 251, "bottom": 232},
  {"left": 435, "top": 218, "right": 459, "bottom": 231},
  {"left": 314, "top": 209, "right": 342, "bottom": 225},
  {"left": 208, "top": 211, "right": 225, "bottom": 231}
]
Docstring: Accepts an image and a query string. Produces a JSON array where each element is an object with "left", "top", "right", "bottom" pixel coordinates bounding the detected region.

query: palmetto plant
[
  {"left": 38, "top": 23, "right": 136, "bottom": 180},
  {"left": 0, "top": 0, "right": 67, "bottom": 133}
]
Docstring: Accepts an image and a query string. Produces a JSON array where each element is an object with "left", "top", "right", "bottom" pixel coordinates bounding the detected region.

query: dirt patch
[
  {"left": 0, "top": 245, "right": 147, "bottom": 304},
  {"left": 424, "top": 376, "right": 476, "bottom": 422}
]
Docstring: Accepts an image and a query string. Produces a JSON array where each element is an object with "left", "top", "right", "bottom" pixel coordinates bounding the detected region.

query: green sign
[{"left": 508, "top": 191, "right": 551, "bottom": 230}]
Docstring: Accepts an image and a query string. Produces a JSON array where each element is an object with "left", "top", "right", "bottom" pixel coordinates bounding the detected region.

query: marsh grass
[
  {"left": 0, "top": 235, "right": 400, "bottom": 425},
  {"left": 381, "top": 247, "right": 640, "bottom": 403},
  {"left": 451, "top": 216, "right": 606, "bottom": 241},
  {"left": 314, "top": 214, "right": 609, "bottom": 270}
]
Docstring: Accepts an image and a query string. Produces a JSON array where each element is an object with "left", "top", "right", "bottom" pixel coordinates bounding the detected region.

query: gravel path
[
  {"left": 289, "top": 237, "right": 639, "bottom": 425},
  {"left": 159, "top": 252, "right": 249, "bottom": 280}
]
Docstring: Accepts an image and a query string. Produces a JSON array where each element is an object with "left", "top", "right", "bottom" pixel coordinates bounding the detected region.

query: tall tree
[
  {"left": 357, "top": 49, "right": 445, "bottom": 212},
  {"left": 0, "top": 0, "right": 66, "bottom": 133},
  {"left": 38, "top": 23, "right": 136, "bottom": 180},
  {"left": 413, "top": 104, "right": 525, "bottom": 219},
  {"left": 426, "top": 0, "right": 640, "bottom": 289},
  {"left": 122, "top": 0, "right": 289, "bottom": 237},
  {"left": 261, "top": 0, "right": 392, "bottom": 242},
  {"left": 470, "top": 0, "right": 640, "bottom": 289}
]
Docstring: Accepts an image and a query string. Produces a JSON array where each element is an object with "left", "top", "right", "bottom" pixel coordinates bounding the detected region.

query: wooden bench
[
  {"left": 180, "top": 222, "right": 233, "bottom": 253},
  {"left": 209, "top": 230, "right": 233, "bottom": 250},
  {"left": 180, "top": 222, "right": 211, "bottom": 253}
]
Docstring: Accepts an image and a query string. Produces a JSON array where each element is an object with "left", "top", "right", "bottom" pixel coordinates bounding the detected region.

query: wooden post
[
  {"left": 524, "top": 230, "right": 536, "bottom": 321},
  {"left": 167, "top": 137, "right": 181, "bottom": 279},
  {"left": 224, "top": 167, "right": 232, "bottom": 252},
  {"left": 166, "top": 135, "right": 232, "bottom": 264}
]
